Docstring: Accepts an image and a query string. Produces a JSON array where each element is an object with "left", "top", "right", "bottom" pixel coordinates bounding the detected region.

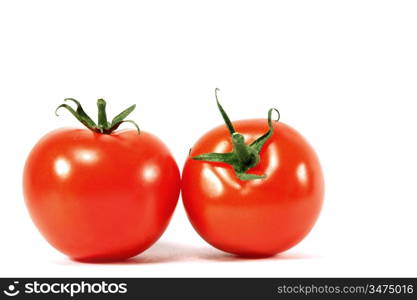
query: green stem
[
  {"left": 56, "top": 98, "right": 141, "bottom": 134},
  {"left": 215, "top": 88, "right": 235, "bottom": 134},
  {"left": 192, "top": 89, "right": 279, "bottom": 181},
  {"left": 232, "top": 133, "right": 252, "bottom": 165},
  {"left": 97, "top": 99, "right": 109, "bottom": 133}
]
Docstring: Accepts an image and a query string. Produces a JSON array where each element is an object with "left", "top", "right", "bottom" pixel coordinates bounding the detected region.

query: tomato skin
[
  {"left": 23, "top": 128, "right": 180, "bottom": 261},
  {"left": 182, "top": 120, "right": 324, "bottom": 256}
]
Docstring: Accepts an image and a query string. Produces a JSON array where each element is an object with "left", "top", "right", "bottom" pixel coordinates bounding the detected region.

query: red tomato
[
  {"left": 182, "top": 115, "right": 324, "bottom": 257},
  {"left": 23, "top": 99, "right": 180, "bottom": 261}
]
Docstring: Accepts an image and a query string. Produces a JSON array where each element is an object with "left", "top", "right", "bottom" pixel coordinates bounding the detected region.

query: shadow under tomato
[
  {"left": 198, "top": 249, "right": 320, "bottom": 262},
  {"left": 66, "top": 242, "right": 218, "bottom": 265},
  {"left": 59, "top": 242, "right": 319, "bottom": 265}
]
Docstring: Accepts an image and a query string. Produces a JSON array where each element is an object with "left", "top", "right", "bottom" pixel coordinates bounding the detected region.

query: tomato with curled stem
[
  {"left": 182, "top": 89, "right": 324, "bottom": 257},
  {"left": 23, "top": 99, "right": 180, "bottom": 261}
]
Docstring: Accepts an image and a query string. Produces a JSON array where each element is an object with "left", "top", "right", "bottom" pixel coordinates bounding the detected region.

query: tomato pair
[{"left": 23, "top": 91, "right": 324, "bottom": 261}]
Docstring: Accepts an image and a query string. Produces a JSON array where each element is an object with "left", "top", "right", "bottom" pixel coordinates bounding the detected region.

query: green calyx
[
  {"left": 192, "top": 88, "right": 280, "bottom": 181},
  {"left": 55, "top": 98, "right": 140, "bottom": 134}
]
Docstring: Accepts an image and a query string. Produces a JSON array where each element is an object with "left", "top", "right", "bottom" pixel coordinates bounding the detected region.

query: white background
[{"left": 0, "top": 0, "right": 416, "bottom": 277}]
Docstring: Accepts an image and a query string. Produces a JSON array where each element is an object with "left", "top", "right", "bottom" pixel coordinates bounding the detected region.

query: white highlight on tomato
[
  {"left": 75, "top": 150, "right": 98, "bottom": 163},
  {"left": 54, "top": 158, "right": 71, "bottom": 178},
  {"left": 296, "top": 163, "right": 308, "bottom": 185},
  {"left": 202, "top": 168, "right": 224, "bottom": 197},
  {"left": 142, "top": 165, "right": 159, "bottom": 183}
]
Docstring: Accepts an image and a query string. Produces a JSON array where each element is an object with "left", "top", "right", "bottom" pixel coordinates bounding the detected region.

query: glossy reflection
[
  {"left": 54, "top": 157, "right": 71, "bottom": 178},
  {"left": 296, "top": 163, "right": 308, "bottom": 185},
  {"left": 142, "top": 165, "right": 160, "bottom": 183},
  {"left": 75, "top": 149, "right": 99, "bottom": 163},
  {"left": 202, "top": 168, "right": 224, "bottom": 197}
]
